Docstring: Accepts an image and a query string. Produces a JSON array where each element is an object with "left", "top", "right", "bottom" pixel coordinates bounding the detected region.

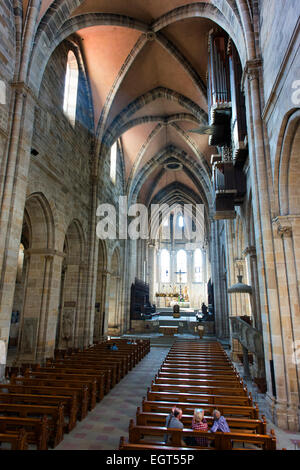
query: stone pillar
[
  {"left": 242, "top": 345, "right": 251, "bottom": 379},
  {"left": 243, "top": 246, "right": 262, "bottom": 332},
  {"left": 211, "top": 218, "right": 225, "bottom": 338},
  {"left": 243, "top": 60, "right": 291, "bottom": 429},
  {"left": 0, "top": 86, "right": 36, "bottom": 367},
  {"left": 186, "top": 250, "right": 193, "bottom": 303},
  {"left": 271, "top": 216, "right": 300, "bottom": 430}
]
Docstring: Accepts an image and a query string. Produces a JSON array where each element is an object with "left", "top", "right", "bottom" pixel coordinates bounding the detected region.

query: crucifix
[{"left": 174, "top": 268, "right": 187, "bottom": 298}]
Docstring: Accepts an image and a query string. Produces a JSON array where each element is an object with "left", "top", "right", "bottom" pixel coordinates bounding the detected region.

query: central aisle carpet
[{"left": 55, "top": 346, "right": 169, "bottom": 450}]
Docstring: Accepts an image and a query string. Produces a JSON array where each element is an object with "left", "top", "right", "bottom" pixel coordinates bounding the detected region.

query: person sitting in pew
[
  {"left": 210, "top": 409, "right": 230, "bottom": 433},
  {"left": 191, "top": 409, "right": 208, "bottom": 447},
  {"left": 111, "top": 343, "right": 119, "bottom": 351},
  {"left": 164, "top": 407, "right": 181, "bottom": 442},
  {"left": 165, "top": 407, "right": 186, "bottom": 446}
]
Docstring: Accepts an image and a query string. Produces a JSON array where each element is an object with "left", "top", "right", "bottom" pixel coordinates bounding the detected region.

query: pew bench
[
  {"left": 20, "top": 372, "right": 98, "bottom": 410},
  {"left": 127, "top": 421, "right": 276, "bottom": 450},
  {"left": 135, "top": 408, "right": 267, "bottom": 435},
  {"left": 0, "top": 402, "right": 64, "bottom": 447},
  {"left": 7, "top": 379, "right": 89, "bottom": 421},
  {"left": 152, "top": 376, "right": 247, "bottom": 395},
  {"left": 142, "top": 399, "right": 259, "bottom": 419},
  {"left": 46, "top": 358, "right": 117, "bottom": 389},
  {"left": 119, "top": 436, "right": 204, "bottom": 451},
  {"left": 0, "top": 429, "right": 28, "bottom": 450},
  {"left": 29, "top": 367, "right": 105, "bottom": 402},
  {"left": 0, "top": 415, "right": 49, "bottom": 450},
  {"left": 0, "top": 390, "right": 77, "bottom": 433},
  {"left": 147, "top": 389, "right": 253, "bottom": 406}
]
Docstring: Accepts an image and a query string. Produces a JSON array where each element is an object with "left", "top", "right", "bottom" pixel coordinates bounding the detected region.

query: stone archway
[
  {"left": 16, "top": 193, "right": 58, "bottom": 363},
  {"left": 93, "top": 239, "right": 108, "bottom": 342},
  {"left": 56, "top": 220, "right": 85, "bottom": 350}
]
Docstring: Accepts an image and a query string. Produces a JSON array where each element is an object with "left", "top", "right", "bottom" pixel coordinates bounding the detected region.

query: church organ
[{"left": 208, "top": 30, "right": 247, "bottom": 220}]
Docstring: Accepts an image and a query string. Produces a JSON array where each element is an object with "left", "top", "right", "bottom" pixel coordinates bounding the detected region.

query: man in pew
[{"left": 165, "top": 408, "right": 186, "bottom": 446}]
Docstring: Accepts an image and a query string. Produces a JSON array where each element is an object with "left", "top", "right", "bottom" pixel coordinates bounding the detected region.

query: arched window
[
  {"left": 63, "top": 51, "right": 79, "bottom": 126},
  {"left": 16, "top": 244, "right": 25, "bottom": 284},
  {"left": 110, "top": 141, "right": 117, "bottom": 184},
  {"left": 178, "top": 215, "right": 184, "bottom": 227},
  {"left": 194, "top": 248, "right": 202, "bottom": 282},
  {"left": 176, "top": 249, "right": 187, "bottom": 283},
  {"left": 161, "top": 249, "right": 170, "bottom": 282}
]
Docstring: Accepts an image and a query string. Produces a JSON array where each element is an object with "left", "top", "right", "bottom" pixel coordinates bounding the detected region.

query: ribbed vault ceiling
[{"left": 32, "top": 0, "right": 243, "bottom": 211}]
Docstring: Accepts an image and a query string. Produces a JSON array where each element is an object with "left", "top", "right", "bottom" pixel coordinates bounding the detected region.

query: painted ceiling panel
[
  {"left": 106, "top": 39, "right": 206, "bottom": 129},
  {"left": 120, "top": 122, "right": 158, "bottom": 181},
  {"left": 77, "top": 26, "right": 142, "bottom": 128}
]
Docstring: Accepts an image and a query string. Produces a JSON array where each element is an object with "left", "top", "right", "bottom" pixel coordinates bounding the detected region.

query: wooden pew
[
  {"left": 119, "top": 436, "right": 196, "bottom": 451},
  {"left": 147, "top": 389, "right": 253, "bottom": 406},
  {"left": 46, "top": 358, "right": 117, "bottom": 389},
  {"left": 0, "top": 390, "right": 77, "bottom": 433},
  {"left": 20, "top": 371, "right": 98, "bottom": 410},
  {"left": 162, "top": 362, "right": 234, "bottom": 371},
  {"left": 154, "top": 376, "right": 244, "bottom": 390},
  {"left": 62, "top": 353, "right": 126, "bottom": 380},
  {"left": 158, "top": 369, "right": 240, "bottom": 380},
  {"left": 37, "top": 363, "right": 111, "bottom": 395},
  {"left": 71, "top": 349, "right": 130, "bottom": 374},
  {"left": 142, "top": 399, "right": 259, "bottom": 419},
  {"left": 135, "top": 408, "right": 267, "bottom": 434},
  {"left": 10, "top": 377, "right": 89, "bottom": 419},
  {"left": 0, "top": 428, "right": 28, "bottom": 450},
  {"left": 0, "top": 402, "right": 64, "bottom": 447},
  {"left": 30, "top": 367, "right": 105, "bottom": 402},
  {"left": 127, "top": 420, "right": 276, "bottom": 450},
  {"left": 90, "top": 346, "right": 135, "bottom": 370},
  {"left": 160, "top": 365, "right": 238, "bottom": 376},
  {"left": 0, "top": 415, "right": 49, "bottom": 450}
]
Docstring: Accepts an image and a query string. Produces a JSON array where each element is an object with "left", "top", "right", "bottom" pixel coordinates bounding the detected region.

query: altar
[{"left": 159, "top": 325, "right": 179, "bottom": 336}]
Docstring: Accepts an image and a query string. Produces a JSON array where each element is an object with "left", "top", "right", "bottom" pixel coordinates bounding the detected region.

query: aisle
[{"left": 55, "top": 346, "right": 169, "bottom": 450}]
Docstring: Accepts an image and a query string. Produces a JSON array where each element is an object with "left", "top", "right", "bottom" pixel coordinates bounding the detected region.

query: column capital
[
  {"left": 241, "top": 58, "right": 263, "bottom": 90},
  {"left": 243, "top": 246, "right": 256, "bottom": 258},
  {"left": 9, "top": 81, "right": 38, "bottom": 104},
  {"left": 24, "top": 248, "right": 66, "bottom": 258},
  {"left": 272, "top": 216, "right": 293, "bottom": 238}
]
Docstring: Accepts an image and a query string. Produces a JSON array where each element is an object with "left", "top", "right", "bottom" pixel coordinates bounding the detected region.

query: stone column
[
  {"left": 243, "top": 60, "right": 290, "bottom": 429},
  {"left": 242, "top": 345, "right": 251, "bottom": 379},
  {"left": 186, "top": 250, "right": 193, "bottom": 303},
  {"left": 210, "top": 218, "right": 224, "bottom": 338},
  {"left": 243, "top": 246, "right": 262, "bottom": 332},
  {"left": 75, "top": 261, "right": 87, "bottom": 349},
  {"left": 0, "top": 86, "right": 36, "bottom": 366},
  {"left": 272, "top": 216, "right": 300, "bottom": 430}
]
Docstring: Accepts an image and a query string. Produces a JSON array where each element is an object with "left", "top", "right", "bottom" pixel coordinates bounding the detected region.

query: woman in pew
[
  {"left": 210, "top": 409, "right": 230, "bottom": 433},
  {"left": 209, "top": 409, "right": 231, "bottom": 448},
  {"left": 191, "top": 409, "right": 208, "bottom": 447}
]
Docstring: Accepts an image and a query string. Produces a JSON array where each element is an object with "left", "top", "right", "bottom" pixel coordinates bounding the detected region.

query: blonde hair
[{"left": 193, "top": 408, "right": 204, "bottom": 422}]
